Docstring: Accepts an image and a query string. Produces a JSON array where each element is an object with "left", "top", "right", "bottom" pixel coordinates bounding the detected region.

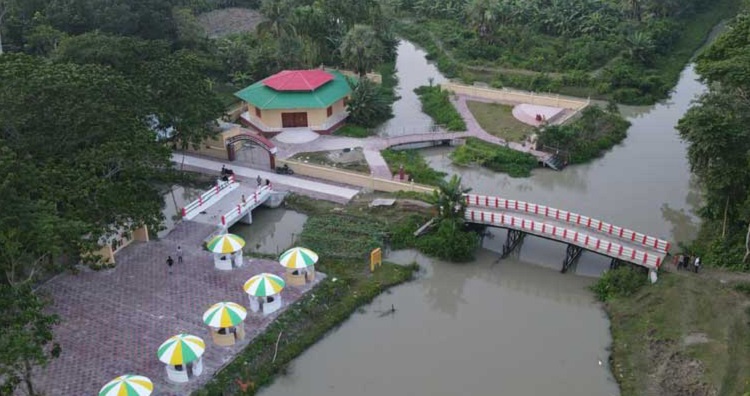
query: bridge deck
[
  {"left": 465, "top": 194, "right": 670, "bottom": 253},
  {"left": 466, "top": 208, "right": 666, "bottom": 270},
  {"left": 190, "top": 183, "right": 266, "bottom": 226}
]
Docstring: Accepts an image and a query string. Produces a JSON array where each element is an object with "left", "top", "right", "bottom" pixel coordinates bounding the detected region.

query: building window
[
  {"left": 326, "top": 106, "right": 333, "bottom": 117},
  {"left": 255, "top": 107, "right": 261, "bottom": 118}
]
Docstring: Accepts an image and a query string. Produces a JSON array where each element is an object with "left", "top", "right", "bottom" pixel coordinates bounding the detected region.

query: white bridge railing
[
  {"left": 219, "top": 185, "right": 272, "bottom": 227},
  {"left": 181, "top": 175, "right": 237, "bottom": 219}
]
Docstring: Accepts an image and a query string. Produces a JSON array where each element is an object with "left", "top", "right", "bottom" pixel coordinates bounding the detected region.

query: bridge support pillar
[
  {"left": 238, "top": 211, "right": 253, "bottom": 225},
  {"left": 501, "top": 229, "right": 525, "bottom": 259},
  {"left": 561, "top": 244, "right": 583, "bottom": 273}
]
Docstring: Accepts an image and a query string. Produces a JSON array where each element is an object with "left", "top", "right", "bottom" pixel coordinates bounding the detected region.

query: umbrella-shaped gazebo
[
  {"left": 202, "top": 302, "right": 247, "bottom": 346},
  {"left": 207, "top": 233, "right": 245, "bottom": 270},
  {"left": 279, "top": 247, "right": 318, "bottom": 286},
  {"left": 243, "top": 273, "right": 285, "bottom": 315},
  {"left": 157, "top": 334, "right": 206, "bottom": 383},
  {"left": 99, "top": 374, "right": 153, "bottom": 396}
]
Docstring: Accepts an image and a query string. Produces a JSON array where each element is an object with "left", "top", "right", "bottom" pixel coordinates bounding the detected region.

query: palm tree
[
  {"left": 625, "top": 31, "right": 655, "bottom": 64},
  {"left": 257, "top": 0, "right": 295, "bottom": 38},
  {"left": 339, "top": 24, "right": 383, "bottom": 77},
  {"left": 431, "top": 175, "right": 472, "bottom": 221},
  {"left": 465, "top": 0, "right": 497, "bottom": 38}
]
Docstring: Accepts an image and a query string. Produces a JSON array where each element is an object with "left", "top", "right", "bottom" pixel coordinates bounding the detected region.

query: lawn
[
  {"left": 290, "top": 149, "right": 370, "bottom": 174},
  {"left": 466, "top": 100, "right": 534, "bottom": 142}
]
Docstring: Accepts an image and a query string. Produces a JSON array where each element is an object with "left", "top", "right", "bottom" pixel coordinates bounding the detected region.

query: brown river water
[{"left": 227, "top": 37, "right": 712, "bottom": 395}]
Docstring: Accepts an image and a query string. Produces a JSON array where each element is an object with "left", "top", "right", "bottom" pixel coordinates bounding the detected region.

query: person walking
[
  {"left": 694, "top": 256, "right": 701, "bottom": 273},
  {"left": 257, "top": 175, "right": 262, "bottom": 186},
  {"left": 176, "top": 246, "right": 183, "bottom": 264},
  {"left": 167, "top": 256, "right": 174, "bottom": 274}
]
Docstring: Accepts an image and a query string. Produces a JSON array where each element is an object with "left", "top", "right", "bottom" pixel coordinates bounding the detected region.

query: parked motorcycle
[{"left": 275, "top": 164, "right": 294, "bottom": 175}]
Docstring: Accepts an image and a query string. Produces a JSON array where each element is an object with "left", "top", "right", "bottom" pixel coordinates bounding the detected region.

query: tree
[
  {"left": 431, "top": 174, "right": 471, "bottom": 221},
  {"left": 345, "top": 77, "right": 392, "bottom": 127},
  {"left": 339, "top": 24, "right": 383, "bottom": 77},
  {"left": 172, "top": 7, "right": 204, "bottom": 47},
  {"left": 0, "top": 54, "right": 172, "bottom": 260},
  {"left": 0, "top": 283, "right": 60, "bottom": 396},
  {"left": 257, "top": 0, "right": 295, "bottom": 38},
  {"left": 465, "top": 0, "right": 497, "bottom": 38},
  {"left": 0, "top": 0, "right": 7, "bottom": 54}
]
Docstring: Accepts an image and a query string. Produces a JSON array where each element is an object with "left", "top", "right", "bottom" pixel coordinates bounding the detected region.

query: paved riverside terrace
[{"left": 35, "top": 221, "right": 323, "bottom": 396}]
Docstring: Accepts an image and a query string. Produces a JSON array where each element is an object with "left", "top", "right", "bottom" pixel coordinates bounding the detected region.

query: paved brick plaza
[{"left": 36, "top": 221, "right": 322, "bottom": 396}]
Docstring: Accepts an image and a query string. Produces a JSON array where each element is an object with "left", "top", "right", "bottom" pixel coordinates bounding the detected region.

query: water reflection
[{"left": 230, "top": 208, "right": 307, "bottom": 255}]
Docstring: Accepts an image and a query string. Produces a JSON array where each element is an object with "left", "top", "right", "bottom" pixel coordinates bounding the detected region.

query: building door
[{"left": 281, "top": 112, "right": 309, "bottom": 128}]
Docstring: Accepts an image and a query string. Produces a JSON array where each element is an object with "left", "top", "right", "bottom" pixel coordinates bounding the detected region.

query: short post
[
  {"left": 221, "top": 216, "right": 226, "bottom": 226},
  {"left": 370, "top": 248, "right": 382, "bottom": 272},
  {"left": 181, "top": 207, "right": 187, "bottom": 217}
]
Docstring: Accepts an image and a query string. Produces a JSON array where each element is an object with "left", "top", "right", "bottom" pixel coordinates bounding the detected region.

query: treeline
[
  {"left": 677, "top": 13, "right": 750, "bottom": 269},
  {"left": 391, "top": 0, "right": 740, "bottom": 104}
]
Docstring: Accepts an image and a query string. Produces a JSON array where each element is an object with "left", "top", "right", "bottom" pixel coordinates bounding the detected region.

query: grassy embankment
[
  {"left": 380, "top": 149, "right": 447, "bottom": 186},
  {"left": 450, "top": 137, "right": 538, "bottom": 177},
  {"left": 196, "top": 194, "right": 423, "bottom": 395},
  {"left": 396, "top": 0, "right": 741, "bottom": 104},
  {"left": 466, "top": 100, "right": 534, "bottom": 142},
  {"left": 598, "top": 267, "right": 750, "bottom": 396},
  {"left": 413, "top": 85, "right": 467, "bottom": 131}
]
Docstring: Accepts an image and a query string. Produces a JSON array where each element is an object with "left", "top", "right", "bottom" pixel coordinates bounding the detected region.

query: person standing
[
  {"left": 167, "top": 256, "right": 174, "bottom": 274},
  {"left": 257, "top": 175, "right": 262, "bottom": 186},
  {"left": 176, "top": 246, "right": 183, "bottom": 264},
  {"left": 694, "top": 256, "right": 701, "bottom": 273}
]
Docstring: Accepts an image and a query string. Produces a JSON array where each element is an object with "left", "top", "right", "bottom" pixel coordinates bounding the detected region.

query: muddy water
[
  {"left": 160, "top": 186, "right": 202, "bottom": 238},
  {"left": 230, "top": 208, "right": 307, "bottom": 256},
  {"left": 257, "top": 39, "right": 706, "bottom": 396},
  {"left": 376, "top": 41, "right": 448, "bottom": 137}
]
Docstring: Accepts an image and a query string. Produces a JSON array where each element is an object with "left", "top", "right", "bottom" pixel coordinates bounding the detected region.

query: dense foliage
[
  {"left": 677, "top": 13, "right": 750, "bottom": 269},
  {"left": 346, "top": 77, "right": 393, "bottom": 128},
  {"left": 0, "top": 284, "right": 59, "bottom": 395},
  {"left": 590, "top": 265, "right": 647, "bottom": 302},
  {"left": 381, "top": 149, "right": 448, "bottom": 186},
  {"left": 413, "top": 85, "right": 467, "bottom": 131},
  {"left": 537, "top": 105, "right": 629, "bottom": 163},
  {"left": 419, "top": 175, "right": 479, "bottom": 261},
  {"left": 450, "top": 137, "right": 538, "bottom": 176},
  {"left": 393, "top": 0, "right": 741, "bottom": 104}
]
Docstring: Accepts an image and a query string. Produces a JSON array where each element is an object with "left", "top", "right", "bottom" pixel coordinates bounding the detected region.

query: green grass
[
  {"left": 334, "top": 124, "right": 372, "bottom": 138},
  {"left": 380, "top": 149, "right": 447, "bottom": 186},
  {"left": 450, "top": 137, "right": 538, "bottom": 177},
  {"left": 196, "top": 194, "right": 420, "bottom": 395},
  {"left": 413, "top": 85, "right": 467, "bottom": 131},
  {"left": 290, "top": 150, "right": 370, "bottom": 174},
  {"left": 465, "top": 100, "right": 534, "bottom": 142},
  {"left": 606, "top": 271, "right": 750, "bottom": 396}
]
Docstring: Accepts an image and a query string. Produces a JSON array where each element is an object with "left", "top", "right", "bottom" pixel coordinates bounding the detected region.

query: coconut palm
[
  {"left": 431, "top": 175, "right": 472, "bottom": 221},
  {"left": 339, "top": 24, "right": 383, "bottom": 77},
  {"left": 625, "top": 31, "right": 655, "bottom": 64},
  {"left": 257, "top": 0, "right": 296, "bottom": 38}
]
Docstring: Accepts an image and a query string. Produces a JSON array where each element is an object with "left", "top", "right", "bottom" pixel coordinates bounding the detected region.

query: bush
[
  {"left": 381, "top": 149, "right": 447, "bottom": 186},
  {"left": 591, "top": 266, "right": 648, "bottom": 302},
  {"left": 416, "top": 218, "right": 479, "bottom": 262},
  {"left": 346, "top": 77, "right": 393, "bottom": 128},
  {"left": 413, "top": 85, "right": 467, "bottom": 131},
  {"left": 537, "top": 106, "right": 629, "bottom": 164},
  {"left": 450, "top": 138, "right": 537, "bottom": 177},
  {"left": 334, "top": 124, "right": 372, "bottom": 137}
]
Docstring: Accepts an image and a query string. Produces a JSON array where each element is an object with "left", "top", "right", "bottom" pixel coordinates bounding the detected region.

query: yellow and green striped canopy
[
  {"left": 99, "top": 375, "right": 153, "bottom": 396},
  {"left": 202, "top": 302, "right": 247, "bottom": 328},
  {"left": 206, "top": 233, "right": 245, "bottom": 254},
  {"left": 157, "top": 334, "right": 205, "bottom": 365},
  {"left": 243, "top": 273, "right": 285, "bottom": 296},
  {"left": 278, "top": 247, "right": 318, "bottom": 269}
]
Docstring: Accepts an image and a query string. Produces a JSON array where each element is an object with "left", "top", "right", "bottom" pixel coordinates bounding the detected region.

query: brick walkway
[{"left": 35, "top": 221, "right": 322, "bottom": 396}]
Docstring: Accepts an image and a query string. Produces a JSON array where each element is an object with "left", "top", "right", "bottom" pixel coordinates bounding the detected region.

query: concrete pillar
[{"left": 238, "top": 211, "right": 252, "bottom": 225}]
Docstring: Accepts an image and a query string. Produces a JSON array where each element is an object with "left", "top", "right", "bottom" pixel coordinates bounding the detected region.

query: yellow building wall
[{"left": 251, "top": 99, "right": 348, "bottom": 128}]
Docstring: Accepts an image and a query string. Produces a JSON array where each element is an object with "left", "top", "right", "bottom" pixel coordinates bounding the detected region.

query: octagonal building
[{"left": 236, "top": 69, "right": 353, "bottom": 136}]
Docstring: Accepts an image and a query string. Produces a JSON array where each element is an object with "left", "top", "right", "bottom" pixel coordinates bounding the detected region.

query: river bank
[{"left": 605, "top": 268, "right": 750, "bottom": 395}]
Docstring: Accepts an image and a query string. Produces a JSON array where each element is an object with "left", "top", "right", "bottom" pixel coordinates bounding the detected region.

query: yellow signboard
[{"left": 370, "top": 248, "right": 382, "bottom": 272}]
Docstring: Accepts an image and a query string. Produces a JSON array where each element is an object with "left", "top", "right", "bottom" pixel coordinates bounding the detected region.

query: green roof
[{"left": 235, "top": 70, "right": 353, "bottom": 110}]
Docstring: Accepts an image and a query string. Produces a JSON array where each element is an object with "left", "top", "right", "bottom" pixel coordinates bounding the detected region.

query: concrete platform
[
  {"left": 512, "top": 104, "right": 565, "bottom": 126},
  {"left": 274, "top": 128, "right": 320, "bottom": 144},
  {"left": 34, "top": 221, "right": 324, "bottom": 396}
]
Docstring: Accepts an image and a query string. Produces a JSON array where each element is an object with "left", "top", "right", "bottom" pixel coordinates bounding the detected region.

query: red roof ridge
[{"left": 262, "top": 69, "right": 334, "bottom": 91}]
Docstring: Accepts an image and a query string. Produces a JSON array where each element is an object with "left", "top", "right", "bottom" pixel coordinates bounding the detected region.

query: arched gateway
[{"left": 225, "top": 133, "right": 278, "bottom": 169}]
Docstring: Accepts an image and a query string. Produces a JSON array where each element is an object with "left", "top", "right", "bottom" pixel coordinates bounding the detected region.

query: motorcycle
[{"left": 275, "top": 164, "right": 294, "bottom": 175}]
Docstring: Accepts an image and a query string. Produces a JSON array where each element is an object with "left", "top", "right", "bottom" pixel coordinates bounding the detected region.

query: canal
[{"left": 254, "top": 38, "right": 705, "bottom": 396}]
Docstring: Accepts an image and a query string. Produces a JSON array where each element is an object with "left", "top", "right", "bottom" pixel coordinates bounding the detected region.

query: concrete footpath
[{"left": 173, "top": 153, "right": 360, "bottom": 203}]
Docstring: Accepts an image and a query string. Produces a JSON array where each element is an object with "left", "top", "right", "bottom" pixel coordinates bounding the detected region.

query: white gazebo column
[
  {"left": 166, "top": 365, "right": 189, "bottom": 383},
  {"left": 214, "top": 253, "right": 232, "bottom": 270},
  {"left": 263, "top": 294, "right": 282, "bottom": 315},
  {"left": 233, "top": 250, "right": 244, "bottom": 267},
  {"left": 248, "top": 295, "right": 260, "bottom": 312}
]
